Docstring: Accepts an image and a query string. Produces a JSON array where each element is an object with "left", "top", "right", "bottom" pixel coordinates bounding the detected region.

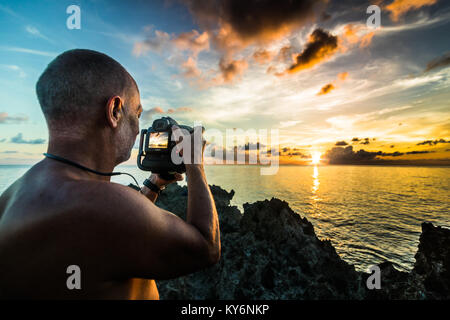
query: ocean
[{"left": 1, "top": 164, "right": 449, "bottom": 272}]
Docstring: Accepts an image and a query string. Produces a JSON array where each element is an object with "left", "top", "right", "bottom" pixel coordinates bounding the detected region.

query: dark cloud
[
  {"left": 360, "top": 137, "right": 370, "bottom": 145},
  {"left": 324, "top": 145, "right": 437, "bottom": 164},
  {"left": 287, "top": 152, "right": 309, "bottom": 158},
  {"left": 406, "top": 150, "right": 435, "bottom": 155},
  {"left": 425, "top": 52, "right": 450, "bottom": 72},
  {"left": 335, "top": 140, "right": 348, "bottom": 146},
  {"left": 317, "top": 83, "right": 335, "bottom": 95},
  {"left": 279, "top": 147, "right": 307, "bottom": 157},
  {"left": 10, "top": 133, "right": 45, "bottom": 145},
  {"left": 240, "top": 142, "right": 265, "bottom": 151},
  {"left": 288, "top": 28, "right": 338, "bottom": 73},
  {"left": 351, "top": 137, "right": 360, "bottom": 143},
  {"left": 324, "top": 146, "right": 379, "bottom": 164},
  {"left": 182, "top": 0, "right": 325, "bottom": 44},
  {"left": 416, "top": 138, "right": 449, "bottom": 146},
  {"left": 0, "top": 150, "right": 18, "bottom": 154}
]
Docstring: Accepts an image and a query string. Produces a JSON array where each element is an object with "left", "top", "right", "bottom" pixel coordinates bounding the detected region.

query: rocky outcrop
[
  {"left": 369, "top": 222, "right": 450, "bottom": 299},
  {"left": 155, "top": 183, "right": 450, "bottom": 300}
]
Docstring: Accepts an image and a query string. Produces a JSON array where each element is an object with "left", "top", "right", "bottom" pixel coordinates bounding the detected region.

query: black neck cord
[{"left": 43, "top": 153, "right": 140, "bottom": 188}]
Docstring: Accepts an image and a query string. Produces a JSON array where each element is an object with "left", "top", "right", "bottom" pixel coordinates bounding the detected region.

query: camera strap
[{"left": 43, "top": 153, "right": 140, "bottom": 189}]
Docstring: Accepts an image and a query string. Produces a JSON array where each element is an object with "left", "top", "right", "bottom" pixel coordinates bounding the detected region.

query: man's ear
[{"left": 106, "top": 96, "right": 123, "bottom": 128}]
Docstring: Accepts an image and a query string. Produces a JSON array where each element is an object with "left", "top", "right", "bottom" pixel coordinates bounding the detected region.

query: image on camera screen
[{"left": 149, "top": 132, "right": 169, "bottom": 149}]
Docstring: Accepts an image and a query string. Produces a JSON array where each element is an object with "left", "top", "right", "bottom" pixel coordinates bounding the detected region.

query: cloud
[
  {"left": 240, "top": 142, "right": 265, "bottom": 151},
  {"left": 324, "top": 146, "right": 378, "bottom": 163},
  {"left": 10, "top": 133, "right": 45, "bottom": 144},
  {"left": 181, "top": 56, "right": 202, "bottom": 78},
  {"left": 424, "top": 52, "right": 450, "bottom": 72},
  {"left": 385, "top": 0, "right": 438, "bottom": 22},
  {"left": 141, "top": 106, "right": 193, "bottom": 122},
  {"left": 288, "top": 28, "right": 338, "bottom": 73},
  {"left": 317, "top": 71, "right": 348, "bottom": 95},
  {"left": 252, "top": 49, "right": 274, "bottom": 64},
  {"left": 216, "top": 58, "right": 248, "bottom": 83},
  {"left": 0, "top": 64, "right": 26, "bottom": 78},
  {"left": 25, "top": 25, "right": 53, "bottom": 43},
  {"left": 360, "top": 137, "right": 370, "bottom": 145},
  {"left": 337, "top": 71, "right": 349, "bottom": 81},
  {"left": 335, "top": 140, "right": 348, "bottom": 146},
  {"left": 317, "top": 83, "right": 335, "bottom": 95},
  {"left": 324, "top": 145, "right": 437, "bottom": 164},
  {"left": 140, "top": 107, "right": 165, "bottom": 121},
  {"left": 182, "top": 0, "right": 324, "bottom": 50},
  {"left": 340, "top": 24, "right": 376, "bottom": 50},
  {"left": 173, "top": 30, "right": 210, "bottom": 57},
  {"left": 0, "top": 46, "right": 56, "bottom": 57},
  {"left": 0, "top": 112, "right": 28, "bottom": 124},
  {"left": 416, "top": 138, "right": 449, "bottom": 146},
  {"left": 167, "top": 106, "right": 193, "bottom": 114},
  {"left": 0, "top": 150, "right": 18, "bottom": 154},
  {"left": 406, "top": 150, "right": 435, "bottom": 154},
  {"left": 133, "top": 30, "right": 171, "bottom": 56},
  {"left": 279, "top": 120, "right": 302, "bottom": 128}
]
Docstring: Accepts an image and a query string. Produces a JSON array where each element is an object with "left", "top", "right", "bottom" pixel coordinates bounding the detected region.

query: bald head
[{"left": 36, "top": 49, "right": 138, "bottom": 128}]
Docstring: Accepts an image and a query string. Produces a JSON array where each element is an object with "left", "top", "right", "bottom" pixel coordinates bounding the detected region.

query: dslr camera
[{"left": 137, "top": 116, "right": 202, "bottom": 180}]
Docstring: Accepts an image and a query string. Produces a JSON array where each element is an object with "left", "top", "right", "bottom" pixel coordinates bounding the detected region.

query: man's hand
[
  {"left": 150, "top": 172, "right": 184, "bottom": 189},
  {"left": 140, "top": 173, "right": 183, "bottom": 203}
]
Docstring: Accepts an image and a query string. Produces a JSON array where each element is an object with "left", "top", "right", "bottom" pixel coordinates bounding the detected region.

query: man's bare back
[
  {"left": 0, "top": 161, "right": 159, "bottom": 299},
  {"left": 0, "top": 158, "right": 218, "bottom": 299}
]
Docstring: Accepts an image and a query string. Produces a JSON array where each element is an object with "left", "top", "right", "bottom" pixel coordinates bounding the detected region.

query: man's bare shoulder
[{"left": 59, "top": 179, "right": 160, "bottom": 227}]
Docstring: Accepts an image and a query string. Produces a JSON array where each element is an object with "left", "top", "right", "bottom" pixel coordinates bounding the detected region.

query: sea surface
[{"left": 1, "top": 164, "right": 449, "bottom": 272}]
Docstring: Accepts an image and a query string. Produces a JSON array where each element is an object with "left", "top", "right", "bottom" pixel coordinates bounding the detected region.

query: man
[{"left": 0, "top": 49, "right": 220, "bottom": 299}]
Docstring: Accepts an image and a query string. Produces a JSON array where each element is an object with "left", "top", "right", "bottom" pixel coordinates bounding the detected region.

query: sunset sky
[{"left": 0, "top": 0, "right": 449, "bottom": 165}]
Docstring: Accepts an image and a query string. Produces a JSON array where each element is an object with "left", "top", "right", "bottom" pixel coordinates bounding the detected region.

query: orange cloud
[
  {"left": 317, "top": 83, "right": 335, "bottom": 95},
  {"left": 167, "top": 107, "right": 193, "bottom": 114},
  {"left": 343, "top": 24, "right": 360, "bottom": 44},
  {"left": 317, "top": 71, "right": 348, "bottom": 96},
  {"left": 252, "top": 49, "right": 274, "bottom": 64},
  {"left": 341, "top": 24, "right": 376, "bottom": 50},
  {"left": 385, "top": 0, "right": 438, "bottom": 22},
  {"left": 173, "top": 30, "right": 210, "bottom": 56},
  {"left": 288, "top": 28, "right": 338, "bottom": 73},
  {"left": 360, "top": 31, "right": 375, "bottom": 48},
  {"left": 181, "top": 56, "right": 202, "bottom": 78},
  {"left": 216, "top": 58, "right": 248, "bottom": 83},
  {"left": 338, "top": 71, "right": 349, "bottom": 81}
]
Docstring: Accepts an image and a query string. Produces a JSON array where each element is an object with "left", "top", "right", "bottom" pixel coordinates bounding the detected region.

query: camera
[{"left": 137, "top": 116, "right": 201, "bottom": 180}]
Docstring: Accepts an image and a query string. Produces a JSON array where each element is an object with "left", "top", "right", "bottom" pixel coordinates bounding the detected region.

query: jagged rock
[{"left": 154, "top": 183, "right": 450, "bottom": 300}]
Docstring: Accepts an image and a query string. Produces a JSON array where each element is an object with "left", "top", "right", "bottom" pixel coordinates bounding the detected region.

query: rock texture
[{"left": 155, "top": 183, "right": 450, "bottom": 300}]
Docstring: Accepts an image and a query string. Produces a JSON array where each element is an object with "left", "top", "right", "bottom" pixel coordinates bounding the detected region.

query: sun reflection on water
[{"left": 311, "top": 165, "right": 321, "bottom": 202}]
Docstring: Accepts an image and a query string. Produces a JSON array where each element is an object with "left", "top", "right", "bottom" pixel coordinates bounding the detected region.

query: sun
[{"left": 311, "top": 152, "right": 322, "bottom": 165}]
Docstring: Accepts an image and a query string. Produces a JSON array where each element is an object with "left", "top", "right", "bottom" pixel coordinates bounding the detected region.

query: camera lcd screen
[{"left": 149, "top": 132, "right": 169, "bottom": 149}]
